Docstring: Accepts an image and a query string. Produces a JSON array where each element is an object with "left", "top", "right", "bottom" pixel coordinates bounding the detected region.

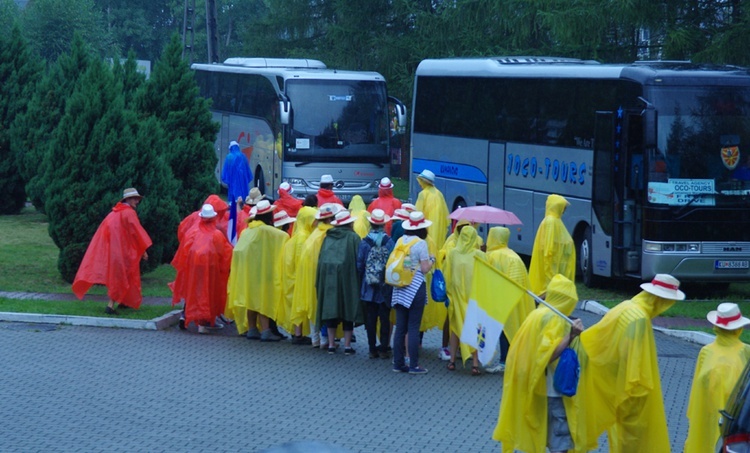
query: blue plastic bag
[
  {"left": 553, "top": 347, "right": 580, "bottom": 397},
  {"left": 431, "top": 269, "right": 448, "bottom": 306}
]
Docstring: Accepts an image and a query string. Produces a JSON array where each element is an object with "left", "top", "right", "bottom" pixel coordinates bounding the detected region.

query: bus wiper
[
  {"left": 294, "top": 162, "right": 314, "bottom": 167},
  {"left": 676, "top": 193, "right": 707, "bottom": 216}
]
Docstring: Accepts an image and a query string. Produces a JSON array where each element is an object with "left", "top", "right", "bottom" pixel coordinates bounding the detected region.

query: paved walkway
[{"left": 0, "top": 292, "right": 707, "bottom": 452}]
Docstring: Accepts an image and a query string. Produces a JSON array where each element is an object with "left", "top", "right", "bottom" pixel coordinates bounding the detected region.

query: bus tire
[
  {"left": 254, "top": 166, "right": 265, "bottom": 195},
  {"left": 578, "top": 225, "right": 597, "bottom": 288}
]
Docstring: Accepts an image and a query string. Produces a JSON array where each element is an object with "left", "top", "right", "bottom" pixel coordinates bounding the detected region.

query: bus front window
[
  {"left": 285, "top": 79, "right": 389, "bottom": 162},
  {"left": 647, "top": 86, "right": 750, "bottom": 206}
]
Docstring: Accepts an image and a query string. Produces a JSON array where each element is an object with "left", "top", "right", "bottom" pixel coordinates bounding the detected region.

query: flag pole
[{"left": 526, "top": 289, "right": 575, "bottom": 326}]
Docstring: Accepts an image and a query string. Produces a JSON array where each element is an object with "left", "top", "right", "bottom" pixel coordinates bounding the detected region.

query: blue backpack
[
  {"left": 553, "top": 347, "right": 580, "bottom": 397},
  {"left": 430, "top": 269, "right": 449, "bottom": 306}
]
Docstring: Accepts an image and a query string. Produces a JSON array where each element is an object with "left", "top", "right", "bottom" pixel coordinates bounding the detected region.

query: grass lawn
[{"left": 0, "top": 297, "right": 175, "bottom": 320}]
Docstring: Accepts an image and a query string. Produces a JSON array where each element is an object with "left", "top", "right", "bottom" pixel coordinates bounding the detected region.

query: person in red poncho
[
  {"left": 275, "top": 182, "right": 303, "bottom": 235},
  {"left": 72, "top": 188, "right": 152, "bottom": 314},
  {"left": 170, "top": 204, "right": 233, "bottom": 334},
  {"left": 367, "top": 177, "right": 402, "bottom": 235},
  {"left": 316, "top": 174, "right": 343, "bottom": 207},
  {"left": 176, "top": 194, "right": 229, "bottom": 244}
]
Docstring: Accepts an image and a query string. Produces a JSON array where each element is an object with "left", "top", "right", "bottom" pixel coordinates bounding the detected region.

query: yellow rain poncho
[
  {"left": 444, "top": 226, "right": 485, "bottom": 364},
  {"left": 493, "top": 274, "right": 583, "bottom": 453},
  {"left": 419, "top": 235, "right": 445, "bottom": 332},
  {"left": 226, "top": 220, "right": 288, "bottom": 335},
  {"left": 529, "top": 194, "right": 576, "bottom": 295},
  {"left": 579, "top": 291, "right": 677, "bottom": 453},
  {"left": 684, "top": 327, "right": 750, "bottom": 453},
  {"left": 290, "top": 221, "right": 333, "bottom": 328},
  {"left": 436, "top": 220, "right": 483, "bottom": 269},
  {"left": 485, "top": 226, "right": 534, "bottom": 342},
  {"left": 415, "top": 178, "right": 450, "bottom": 252},
  {"left": 278, "top": 206, "right": 317, "bottom": 334},
  {"left": 348, "top": 195, "right": 371, "bottom": 239}
]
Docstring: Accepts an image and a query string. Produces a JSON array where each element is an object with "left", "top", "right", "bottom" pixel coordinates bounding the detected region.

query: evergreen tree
[
  {"left": 43, "top": 58, "right": 179, "bottom": 282},
  {"left": 135, "top": 33, "right": 219, "bottom": 218},
  {"left": 11, "top": 34, "right": 93, "bottom": 211},
  {"left": 0, "top": 24, "right": 42, "bottom": 214},
  {"left": 112, "top": 50, "right": 146, "bottom": 108}
]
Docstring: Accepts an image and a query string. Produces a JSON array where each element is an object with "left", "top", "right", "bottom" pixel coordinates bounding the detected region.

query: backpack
[
  {"left": 364, "top": 236, "right": 390, "bottom": 285},
  {"left": 553, "top": 346, "right": 580, "bottom": 397},
  {"left": 384, "top": 238, "right": 418, "bottom": 287},
  {"left": 430, "top": 268, "right": 448, "bottom": 304}
]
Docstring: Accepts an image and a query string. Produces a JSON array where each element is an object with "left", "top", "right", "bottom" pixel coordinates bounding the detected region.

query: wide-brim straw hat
[
  {"left": 273, "top": 209, "right": 296, "bottom": 227},
  {"left": 245, "top": 187, "right": 266, "bottom": 205},
  {"left": 331, "top": 210, "right": 357, "bottom": 226},
  {"left": 707, "top": 302, "right": 750, "bottom": 330},
  {"left": 392, "top": 208, "right": 410, "bottom": 221},
  {"left": 402, "top": 211, "right": 433, "bottom": 230},
  {"left": 401, "top": 203, "right": 416, "bottom": 212},
  {"left": 379, "top": 177, "right": 394, "bottom": 189},
  {"left": 122, "top": 187, "right": 143, "bottom": 201},
  {"left": 368, "top": 209, "right": 391, "bottom": 225},
  {"left": 417, "top": 169, "right": 435, "bottom": 184},
  {"left": 254, "top": 199, "right": 276, "bottom": 216},
  {"left": 315, "top": 203, "right": 338, "bottom": 220},
  {"left": 279, "top": 182, "right": 294, "bottom": 195},
  {"left": 640, "top": 274, "right": 685, "bottom": 300}
]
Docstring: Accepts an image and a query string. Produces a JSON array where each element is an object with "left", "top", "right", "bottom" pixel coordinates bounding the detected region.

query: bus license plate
[{"left": 715, "top": 260, "right": 750, "bottom": 269}]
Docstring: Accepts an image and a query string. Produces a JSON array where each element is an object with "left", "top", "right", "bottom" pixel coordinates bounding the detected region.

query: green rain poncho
[
  {"left": 529, "top": 194, "right": 576, "bottom": 295},
  {"left": 493, "top": 274, "right": 583, "bottom": 453},
  {"left": 316, "top": 225, "right": 364, "bottom": 325}
]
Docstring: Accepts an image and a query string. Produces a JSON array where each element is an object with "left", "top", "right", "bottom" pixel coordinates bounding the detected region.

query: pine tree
[
  {"left": 135, "top": 33, "right": 220, "bottom": 218},
  {"left": 0, "top": 24, "right": 42, "bottom": 214},
  {"left": 43, "top": 57, "right": 179, "bottom": 282}
]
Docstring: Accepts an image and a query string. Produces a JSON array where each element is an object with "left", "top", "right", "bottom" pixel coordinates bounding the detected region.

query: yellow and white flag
[{"left": 460, "top": 256, "right": 526, "bottom": 365}]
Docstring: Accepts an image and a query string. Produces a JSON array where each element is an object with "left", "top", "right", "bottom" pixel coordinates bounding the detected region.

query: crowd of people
[{"left": 70, "top": 147, "right": 750, "bottom": 452}]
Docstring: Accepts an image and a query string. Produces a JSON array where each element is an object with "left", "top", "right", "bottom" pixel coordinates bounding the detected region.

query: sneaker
[
  {"left": 311, "top": 340, "right": 321, "bottom": 348},
  {"left": 350, "top": 334, "right": 357, "bottom": 343},
  {"left": 198, "top": 325, "right": 211, "bottom": 334},
  {"left": 260, "top": 329, "right": 282, "bottom": 342},
  {"left": 328, "top": 347, "right": 336, "bottom": 354},
  {"left": 438, "top": 347, "right": 451, "bottom": 361},
  {"left": 104, "top": 306, "right": 118, "bottom": 315},
  {"left": 369, "top": 351, "right": 380, "bottom": 359},
  {"left": 392, "top": 365, "right": 409, "bottom": 373},
  {"left": 272, "top": 330, "right": 287, "bottom": 340},
  {"left": 178, "top": 317, "right": 186, "bottom": 331},
  {"left": 246, "top": 328, "right": 261, "bottom": 340},
  {"left": 292, "top": 336, "right": 312, "bottom": 345},
  {"left": 409, "top": 367, "right": 428, "bottom": 375},
  {"left": 344, "top": 347, "right": 356, "bottom": 355},
  {"left": 320, "top": 336, "right": 329, "bottom": 349},
  {"left": 485, "top": 363, "right": 506, "bottom": 374},
  {"left": 213, "top": 317, "right": 225, "bottom": 329},
  {"left": 218, "top": 314, "right": 234, "bottom": 325}
]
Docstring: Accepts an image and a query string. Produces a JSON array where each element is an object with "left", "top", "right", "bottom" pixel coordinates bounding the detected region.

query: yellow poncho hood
[
  {"left": 529, "top": 194, "right": 576, "bottom": 294},
  {"left": 415, "top": 181, "right": 449, "bottom": 251},
  {"left": 493, "top": 274, "right": 583, "bottom": 453},
  {"left": 278, "top": 206, "right": 317, "bottom": 333},
  {"left": 684, "top": 327, "right": 750, "bottom": 453},
  {"left": 444, "top": 226, "right": 485, "bottom": 364},
  {"left": 349, "top": 195, "right": 371, "bottom": 239},
  {"left": 485, "top": 227, "right": 534, "bottom": 341}
]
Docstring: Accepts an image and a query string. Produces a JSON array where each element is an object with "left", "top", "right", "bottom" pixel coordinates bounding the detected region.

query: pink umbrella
[{"left": 449, "top": 205, "right": 523, "bottom": 225}]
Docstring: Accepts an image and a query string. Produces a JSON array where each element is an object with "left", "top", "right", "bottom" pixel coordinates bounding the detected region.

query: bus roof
[
  {"left": 415, "top": 57, "right": 750, "bottom": 86},
  {"left": 191, "top": 59, "right": 385, "bottom": 83}
]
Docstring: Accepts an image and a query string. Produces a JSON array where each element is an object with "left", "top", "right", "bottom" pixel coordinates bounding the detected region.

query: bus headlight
[
  {"left": 285, "top": 178, "right": 304, "bottom": 186},
  {"left": 644, "top": 242, "right": 700, "bottom": 253}
]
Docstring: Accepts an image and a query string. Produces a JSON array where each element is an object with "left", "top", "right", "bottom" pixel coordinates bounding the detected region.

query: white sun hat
[
  {"left": 707, "top": 303, "right": 750, "bottom": 330},
  {"left": 198, "top": 204, "right": 217, "bottom": 218},
  {"left": 417, "top": 169, "right": 435, "bottom": 184},
  {"left": 273, "top": 209, "right": 296, "bottom": 228},
  {"left": 640, "top": 274, "right": 685, "bottom": 300},
  {"left": 368, "top": 209, "right": 391, "bottom": 225},
  {"left": 254, "top": 199, "right": 276, "bottom": 216},
  {"left": 279, "top": 182, "right": 293, "bottom": 195},
  {"left": 402, "top": 211, "right": 433, "bottom": 231},
  {"left": 379, "top": 177, "right": 394, "bottom": 189},
  {"left": 320, "top": 174, "right": 334, "bottom": 184},
  {"left": 122, "top": 188, "right": 143, "bottom": 200},
  {"left": 331, "top": 210, "right": 357, "bottom": 226}
]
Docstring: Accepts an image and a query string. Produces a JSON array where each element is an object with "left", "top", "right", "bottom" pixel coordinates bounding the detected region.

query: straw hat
[
  {"left": 402, "top": 211, "right": 433, "bottom": 230},
  {"left": 379, "top": 177, "right": 394, "bottom": 189},
  {"left": 315, "top": 203, "right": 338, "bottom": 220},
  {"left": 198, "top": 204, "right": 217, "bottom": 219},
  {"left": 122, "top": 188, "right": 143, "bottom": 201},
  {"left": 368, "top": 209, "right": 391, "bottom": 225},
  {"left": 331, "top": 210, "right": 357, "bottom": 226},
  {"left": 279, "top": 182, "right": 293, "bottom": 195},
  {"left": 401, "top": 203, "right": 416, "bottom": 212},
  {"left": 707, "top": 303, "right": 750, "bottom": 330},
  {"left": 273, "top": 209, "right": 296, "bottom": 227},
  {"left": 254, "top": 199, "right": 276, "bottom": 216},
  {"left": 245, "top": 187, "right": 265, "bottom": 205},
  {"left": 392, "top": 209, "right": 410, "bottom": 221},
  {"left": 640, "top": 274, "right": 685, "bottom": 300},
  {"left": 417, "top": 169, "right": 435, "bottom": 184}
]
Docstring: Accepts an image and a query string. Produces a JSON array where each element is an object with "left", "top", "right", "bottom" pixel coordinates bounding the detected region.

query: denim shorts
[{"left": 547, "top": 397, "right": 574, "bottom": 451}]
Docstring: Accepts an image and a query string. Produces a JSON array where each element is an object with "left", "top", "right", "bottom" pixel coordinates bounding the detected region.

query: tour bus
[
  {"left": 411, "top": 56, "right": 750, "bottom": 286},
  {"left": 192, "top": 58, "right": 407, "bottom": 203}
]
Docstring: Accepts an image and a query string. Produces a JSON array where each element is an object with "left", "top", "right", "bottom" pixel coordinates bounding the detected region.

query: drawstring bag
[
  {"left": 431, "top": 269, "right": 448, "bottom": 306},
  {"left": 553, "top": 345, "right": 580, "bottom": 397}
]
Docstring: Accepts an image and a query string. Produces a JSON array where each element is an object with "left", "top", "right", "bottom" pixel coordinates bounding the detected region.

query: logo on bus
[
  {"left": 725, "top": 246, "right": 743, "bottom": 252},
  {"left": 506, "top": 154, "right": 586, "bottom": 186}
]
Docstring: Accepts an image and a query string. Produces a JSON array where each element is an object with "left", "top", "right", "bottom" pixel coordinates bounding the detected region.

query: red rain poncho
[
  {"left": 176, "top": 195, "right": 229, "bottom": 243},
  {"left": 368, "top": 186, "right": 401, "bottom": 235},
  {"left": 316, "top": 188, "right": 343, "bottom": 207},
  {"left": 170, "top": 217, "right": 233, "bottom": 326},
  {"left": 72, "top": 202, "right": 152, "bottom": 308}
]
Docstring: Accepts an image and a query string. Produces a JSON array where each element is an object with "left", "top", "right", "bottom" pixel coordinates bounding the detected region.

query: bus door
[
  {"left": 593, "top": 112, "right": 616, "bottom": 279},
  {"left": 594, "top": 110, "right": 644, "bottom": 279}
]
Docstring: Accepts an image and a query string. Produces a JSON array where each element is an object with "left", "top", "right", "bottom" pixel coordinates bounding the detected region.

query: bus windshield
[
  {"left": 647, "top": 85, "right": 750, "bottom": 206},
  {"left": 285, "top": 79, "right": 389, "bottom": 162}
]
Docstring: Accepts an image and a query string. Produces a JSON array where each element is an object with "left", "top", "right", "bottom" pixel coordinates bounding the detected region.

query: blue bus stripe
[{"left": 412, "top": 158, "right": 488, "bottom": 184}]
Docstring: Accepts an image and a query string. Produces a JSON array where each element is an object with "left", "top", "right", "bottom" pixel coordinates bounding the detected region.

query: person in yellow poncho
[
  {"left": 579, "top": 274, "right": 685, "bottom": 453},
  {"left": 443, "top": 225, "right": 485, "bottom": 375},
  {"left": 484, "top": 226, "right": 535, "bottom": 373},
  {"left": 279, "top": 206, "right": 317, "bottom": 345},
  {"left": 290, "top": 203, "right": 337, "bottom": 348},
  {"left": 529, "top": 194, "right": 576, "bottom": 295},
  {"left": 226, "top": 200, "right": 288, "bottom": 341},
  {"left": 684, "top": 302, "right": 750, "bottom": 453},
  {"left": 348, "top": 194, "right": 371, "bottom": 239},
  {"left": 415, "top": 169, "right": 449, "bottom": 252},
  {"left": 493, "top": 274, "right": 584, "bottom": 453}
]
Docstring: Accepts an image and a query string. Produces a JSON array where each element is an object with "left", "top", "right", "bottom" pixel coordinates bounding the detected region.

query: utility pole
[
  {"left": 206, "top": 0, "right": 220, "bottom": 63},
  {"left": 181, "top": 0, "right": 195, "bottom": 63}
]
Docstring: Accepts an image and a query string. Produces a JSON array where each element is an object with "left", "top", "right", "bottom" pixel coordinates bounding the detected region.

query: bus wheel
[
  {"left": 452, "top": 197, "right": 466, "bottom": 211},
  {"left": 578, "top": 226, "right": 597, "bottom": 287},
  {"left": 254, "top": 166, "right": 265, "bottom": 195}
]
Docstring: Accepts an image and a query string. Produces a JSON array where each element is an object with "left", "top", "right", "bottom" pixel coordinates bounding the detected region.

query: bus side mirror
[
  {"left": 279, "top": 99, "right": 291, "bottom": 125},
  {"left": 639, "top": 97, "right": 656, "bottom": 148},
  {"left": 389, "top": 96, "right": 407, "bottom": 133}
]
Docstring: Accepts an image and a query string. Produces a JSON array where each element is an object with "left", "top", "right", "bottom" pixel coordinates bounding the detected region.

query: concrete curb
[
  {"left": 0, "top": 309, "right": 182, "bottom": 331},
  {"left": 579, "top": 299, "right": 715, "bottom": 346}
]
